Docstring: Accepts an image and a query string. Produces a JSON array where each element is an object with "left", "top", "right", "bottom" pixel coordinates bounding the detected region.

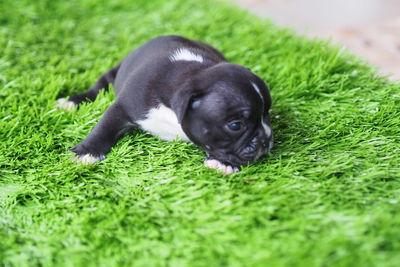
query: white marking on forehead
[
  {"left": 251, "top": 82, "right": 264, "bottom": 103},
  {"left": 136, "top": 104, "right": 191, "bottom": 142},
  {"left": 169, "top": 48, "right": 204, "bottom": 63},
  {"left": 252, "top": 82, "right": 270, "bottom": 138}
]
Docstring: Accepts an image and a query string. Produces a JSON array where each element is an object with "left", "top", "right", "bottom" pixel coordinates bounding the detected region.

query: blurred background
[{"left": 231, "top": 0, "right": 400, "bottom": 80}]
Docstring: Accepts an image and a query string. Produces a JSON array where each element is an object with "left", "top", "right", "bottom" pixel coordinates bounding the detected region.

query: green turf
[{"left": 1, "top": 0, "right": 399, "bottom": 266}]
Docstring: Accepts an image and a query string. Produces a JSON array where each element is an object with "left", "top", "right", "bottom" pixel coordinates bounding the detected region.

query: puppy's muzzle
[{"left": 239, "top": 129, "right": 269, "bottom": 163}]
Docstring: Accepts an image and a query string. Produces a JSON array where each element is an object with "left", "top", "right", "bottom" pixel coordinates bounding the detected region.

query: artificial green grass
[{"left": 1, "top": 0, "right": 399, "bottom": 266}]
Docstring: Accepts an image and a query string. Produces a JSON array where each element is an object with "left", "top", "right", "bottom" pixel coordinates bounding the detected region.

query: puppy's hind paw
[
  {"left": 72, "top": 154, "right": 105, "bottom": 165},
  {"left": 204, "top": 159, "right": 239, "bottom": 175},
  {"left": 56, "top": 98, "right": 76, "bottom": 111}
]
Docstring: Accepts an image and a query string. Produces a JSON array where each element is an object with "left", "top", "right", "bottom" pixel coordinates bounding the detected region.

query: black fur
[{"left": 65, "top": 35, "right": 272, "bottom": 168}]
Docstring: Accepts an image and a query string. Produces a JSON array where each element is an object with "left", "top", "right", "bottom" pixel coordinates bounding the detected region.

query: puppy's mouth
[
  {"left": 206, "top": 135, "right": 270, "bottom": 167},
  {"left": 237, "top": 135, "right": 269, "bottom": 163}
]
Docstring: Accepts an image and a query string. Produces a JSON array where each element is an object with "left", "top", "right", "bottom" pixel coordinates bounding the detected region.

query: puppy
[{"left": 57, "top": 35, "right": 273, "bottom": 174}]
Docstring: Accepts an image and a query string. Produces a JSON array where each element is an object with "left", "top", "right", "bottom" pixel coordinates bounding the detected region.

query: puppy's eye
[
  {"left": 190, "top": 98, "right": 201, "bottom": 109},
  {"left": 228, "top": 121, "right": 242, "bottom": 131}
]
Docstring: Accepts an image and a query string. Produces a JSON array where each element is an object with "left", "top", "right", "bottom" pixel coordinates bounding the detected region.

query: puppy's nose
[
  {"left": 262, "top": 140, "right": 269, "bottom": 148},
  {"left": 255, "top": 128, "right": 267, "bottom": 142}
]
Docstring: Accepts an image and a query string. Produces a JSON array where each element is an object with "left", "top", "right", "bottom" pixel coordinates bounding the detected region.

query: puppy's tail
[{"left": 68, "top": 64, "right": 120, "bottom": 105}]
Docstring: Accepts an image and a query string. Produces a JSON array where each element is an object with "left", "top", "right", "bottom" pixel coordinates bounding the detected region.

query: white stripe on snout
[
  {"left": 169, "top": 48, "right": 204, "bottom": 63},
  {"left": 261, "top": 119, "right": 272, "bottom": 138},
  {"left": 136, "top": 104, "right": 190, "bottom": 142}
]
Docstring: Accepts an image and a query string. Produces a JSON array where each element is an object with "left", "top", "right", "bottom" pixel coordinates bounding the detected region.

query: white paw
[
  {"left": 204, "top": 159, "right": 239, "bottom": 175},
  {"left": 73, "top": 154, "right": 105, "bottom": 164},
  {"left": 56, "top": 98, "right": 76, "bottom": 111}
]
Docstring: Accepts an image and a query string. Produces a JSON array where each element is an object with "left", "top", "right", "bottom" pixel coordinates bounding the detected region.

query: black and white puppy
[{"left": 57, "top": 35, "right": 273, "bottom": 174}]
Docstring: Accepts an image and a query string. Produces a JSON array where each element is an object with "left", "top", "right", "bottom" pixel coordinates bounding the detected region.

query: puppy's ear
[{"left": 171, "top": 88, "right": 203, "bottom": 123}]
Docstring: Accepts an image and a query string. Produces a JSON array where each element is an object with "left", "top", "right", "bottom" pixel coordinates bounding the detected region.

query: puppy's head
[{"left": 172, "top": 63, "right": 273, "bottom": 167}]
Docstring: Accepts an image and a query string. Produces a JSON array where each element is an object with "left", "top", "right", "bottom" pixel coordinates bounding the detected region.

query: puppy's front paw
[
  {"left": 56, "top": 98, "right": 76, "bottom": 111},
  {"left": 204, "top": 159, "right": 239, "bottom": 175},
  {"left": 72, "top": 153, "right": 105, "bottom": 164},
  {"left": 70, "top": 145, "right": 105, "bottom": 165}
]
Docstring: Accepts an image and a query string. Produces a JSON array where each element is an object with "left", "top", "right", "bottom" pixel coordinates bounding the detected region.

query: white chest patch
[
  {"left": 136, "top": 104, "right": 190, "bottom": 142},
  {"left": 169, "top": 48, "right": 204, "bottom": 63}
]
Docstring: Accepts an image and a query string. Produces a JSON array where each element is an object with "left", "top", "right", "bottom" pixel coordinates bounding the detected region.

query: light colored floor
[{"left": 232, "top": 0, "right": 400, "bottom": 80}]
